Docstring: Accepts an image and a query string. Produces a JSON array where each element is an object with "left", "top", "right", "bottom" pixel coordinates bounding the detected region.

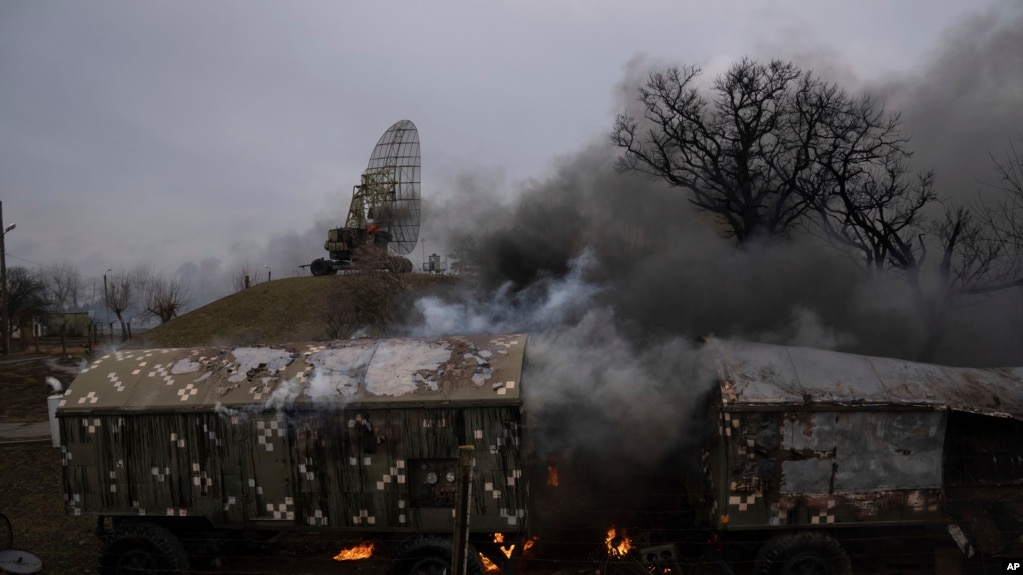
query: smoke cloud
[{"left": 396, "top": 3, "right": 1023, "bottom": 489}]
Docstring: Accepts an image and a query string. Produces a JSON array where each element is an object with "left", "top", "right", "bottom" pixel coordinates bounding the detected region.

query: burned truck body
[
  {"left": 58, "top": 332, "right": 1023, "bottom": 573},
  {"left": 693, "top": 338, "right": 1023, "bottom": 572},
  {"left": 56, "top": 334, "right": 529, "bottom": 575}
]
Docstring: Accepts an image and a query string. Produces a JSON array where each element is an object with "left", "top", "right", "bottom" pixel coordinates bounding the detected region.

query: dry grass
[
  {"left": 0, "top": 355, "right": 87, "bottom": 423},
  {"left": 0, "top": 442, "right": 101, "bottom": 574},
  {"left": 132, "top": 273, "right": 460, "bottom": 349}
]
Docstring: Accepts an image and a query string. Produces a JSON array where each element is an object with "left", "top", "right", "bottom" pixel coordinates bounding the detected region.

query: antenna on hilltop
[{"left": 309, "top": 120, "right": 421, "bottom": 275}]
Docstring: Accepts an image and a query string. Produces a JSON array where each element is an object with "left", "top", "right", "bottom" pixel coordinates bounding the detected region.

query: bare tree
[
  {"left": 810, "top": 136, "right": 1023, "bottom": 360},
  {"left": 614, "top": 58, "right": 1023, "bottom": 360},
  {"left": 324, "top": 246, "right": 408, "bottom": 338},
  {"left": 105, "top": 271, "right": 135, "bottom": 342},
  {"left": 141, "top": 273, "right": 191, "bottom": 323},
  {"left": 614, "top": 60, "right": 842, "bottom": 242},
  {"left": 5, "top": 266, "right": 49, "bottom": 345},
  {"left": 231, "top": 263, "right": 257, "bottom": 292},
  {"left": 980, "top": 136, "right": 1023, "bottom": 274},
  {"left": 45, "top": 260, "right": 83, "bottom": 312}
]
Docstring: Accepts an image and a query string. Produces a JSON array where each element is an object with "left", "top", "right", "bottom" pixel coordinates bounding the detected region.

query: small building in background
[
  {"left": 422, "top": 253, "right": 448, "bottom": 273},
  {"left": 42, "top": 311, "right": 91, "bottom": 337}
]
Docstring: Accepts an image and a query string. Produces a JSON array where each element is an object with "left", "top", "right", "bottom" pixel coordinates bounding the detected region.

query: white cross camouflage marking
[
  {"left": 728, "top": 493, "right": 759, "bottom": 512},
  {"left": 169, "top": 432, "right": 185, "bottom": 448},
  {"left": 375, "top": 463, "right": 407, "bottom": 490},
  {"left": 177, "top": 383, "right": 200, "bottom": 401},
  {"left": 810, "top": 501, "right": 837, "bottom": 525},
  {"left": 307, "top": 508, "right": 329, "bottom": 526},
  {"left": 266, "top": 497, "right": 295, "bottom": 520},
  {"left": 79, "top": 391, "right": 99, "bottom": 405},
  {"left": 353, "top": 508, "right": 375, "bottom": 525},
  {"left": 484, "top": 481, "right": 503, "bottom": 500},
  {"left": 499, "top": 507, "right": 525, "bottom": 526}
]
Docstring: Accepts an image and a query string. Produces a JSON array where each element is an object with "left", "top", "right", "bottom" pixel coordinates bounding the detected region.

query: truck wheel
[
  {"left": 389, "top": 536, "right": 485, "bottom": 575},
  {"left": 99, "top": 522, "right": 190, "bottom": 575},
  {"left": 753, "top": 532, "right": 851, "bottom": 575},
  {"left": 311, "top": 258, "right": 333, "bottom": 276}
]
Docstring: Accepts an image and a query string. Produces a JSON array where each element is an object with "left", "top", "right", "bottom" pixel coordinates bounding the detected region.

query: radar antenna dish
[
  {"left": 310, "top": 120, "right": 421, "bottom": 275},
  {"left": 348, "top": 120, "right": 421, "bottom": 255}
]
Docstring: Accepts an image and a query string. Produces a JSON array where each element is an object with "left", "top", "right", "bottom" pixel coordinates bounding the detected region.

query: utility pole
[
  {"left": 451, "top": 445, "right": 475, "bottom": 575},
  {"left": 103, "top": 269, "right": 112, "bottom": 343},
  {"left": 0, "top": 201, "right": 15, "bottom": 356}
]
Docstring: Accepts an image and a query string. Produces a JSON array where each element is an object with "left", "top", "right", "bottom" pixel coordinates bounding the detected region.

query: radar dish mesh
[{"left": 366, "top": 120, "right": 420, "bottom": 255}]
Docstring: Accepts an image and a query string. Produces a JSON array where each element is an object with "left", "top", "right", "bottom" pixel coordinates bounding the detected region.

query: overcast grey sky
[{"left": 0, "top": 0, "right": 1012, "bottom": 304}]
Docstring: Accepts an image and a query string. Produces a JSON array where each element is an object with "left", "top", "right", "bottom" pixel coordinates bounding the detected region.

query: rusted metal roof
[
  {"left": 57, "top": 334, "right": 525, "bottom": 414},
  {"left": 708, "top": 338, "right": 1023, "bottom": 419}
]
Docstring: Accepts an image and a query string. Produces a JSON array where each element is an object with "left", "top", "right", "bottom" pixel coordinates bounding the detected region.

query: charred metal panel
[
  {"left": 710, "top": 338, "right": 1023, "bottom": 419},
  {"left": 718, "top": 409, "right": 947, "bottom": 529},
  {"left": 465, "top": 406, "right": 529, "bottom": 530},
  {"left": 776, "top": 411, "right": 945, "bottom": 493},
  {"left": 944, "top": 411, "right": 1023, "bottom": 556},
  {"left": 831, "top": 411, "right": 943, "bottom": 491},
  {"left": 58, "top": 334, "right": 525, "bottom": 414}
]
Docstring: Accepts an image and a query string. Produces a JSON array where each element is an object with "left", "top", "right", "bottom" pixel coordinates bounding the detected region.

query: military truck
[
  {"left": 56, "top": 334, "right": 530, "bottom": 575},
  {"left": 58, "top": 334, "right": 1023, "bottom": 574},
  {"left": 681, "top": 338, "right": 1023, "bottom": 574}
]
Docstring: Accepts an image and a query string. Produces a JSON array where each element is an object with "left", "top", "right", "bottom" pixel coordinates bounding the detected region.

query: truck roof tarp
[
  {"left": 57, "top": 334, "right": 526, "bottom": 414},
  {"left": 708, "top": 338, "right": 1023, "bottom": 419}
]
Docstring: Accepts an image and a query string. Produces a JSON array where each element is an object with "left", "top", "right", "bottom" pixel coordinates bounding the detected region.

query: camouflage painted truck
[
  {"left": 56, "top": 334, "right": 531, "bottom": 575},
  {"left": 676, "top": 338, "right": 1023, "bottom": 574},
  {"left": 58, "top": 333, "right": 1023, "bottom": 574}
]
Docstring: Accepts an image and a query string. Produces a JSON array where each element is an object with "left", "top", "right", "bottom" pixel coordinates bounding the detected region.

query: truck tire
[
  {"left": 389, "top": 536, "right": 485, "bottom": 575},
  {"left": 99, "top": 522, "right": 190, "bottom": 575},
  {"left": 753, "top": 532, "right": 851, "bottom": 575},
  {"left": 310, "top": 258, "right": 332, "bottom": 276}
]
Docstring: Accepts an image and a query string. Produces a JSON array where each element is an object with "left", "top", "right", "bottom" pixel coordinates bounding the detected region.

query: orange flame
[
  {"left": 492, "top": 533, "right": 514, "bottom": 559},
  {"left": 489, "top": 534, "right": 539, "bottom": 561},
  {"left": 480, "top": 553, "right": 501, "bottom": 573},
  {"left": 546, "top": 464, "right": 559, "bottom": 487},
  {"left": 604, "top": 527, "right": 631, "bottom": 558},
  {"left": 333, "top": 542, "right": 375, "bottom": 561}
]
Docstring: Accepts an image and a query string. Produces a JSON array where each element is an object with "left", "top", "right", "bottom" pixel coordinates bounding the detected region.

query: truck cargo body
[
  {"left": 692, "top": 338, "right": 1023, "bottom": 568},
  {"left": 56, "top": 334, "right": 530, "bottom": 570},
  {"left": 58, "top": 333, "right": 1023, "bottom": 574}
]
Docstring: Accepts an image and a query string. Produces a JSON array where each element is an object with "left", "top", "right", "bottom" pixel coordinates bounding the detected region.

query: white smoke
[
  {"left": 400, "top": 250, "right": 716, "bottom": 463},
  {"left": 406, "top": 249, "right": 603, "bottom": 338}
]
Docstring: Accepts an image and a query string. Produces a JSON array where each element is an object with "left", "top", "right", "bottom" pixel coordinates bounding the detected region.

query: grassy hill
[{"left": 132, "top": 273, "right": 458, "bottom": 349}]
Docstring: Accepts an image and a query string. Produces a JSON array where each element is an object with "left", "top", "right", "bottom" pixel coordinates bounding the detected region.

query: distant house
[{"left": 43, "top": 311, "right": 91, "bottom": 337}]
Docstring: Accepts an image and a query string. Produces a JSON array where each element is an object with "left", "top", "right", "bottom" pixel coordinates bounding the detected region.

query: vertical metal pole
[
  {"left": 452, "top": 445, "right": 475, "bottom": 575},
  {"left": 0, "top": 201, "right": 9, "bottom": 356},
  {"left": 103, "top": 270, "right": 112, "bottom": 344}
]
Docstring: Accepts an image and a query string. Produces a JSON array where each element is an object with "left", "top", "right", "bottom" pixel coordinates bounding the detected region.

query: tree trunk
[{"left": 916, "top": 328, "right": 945, "bottom": 363}]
